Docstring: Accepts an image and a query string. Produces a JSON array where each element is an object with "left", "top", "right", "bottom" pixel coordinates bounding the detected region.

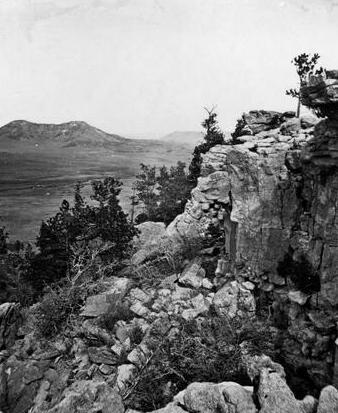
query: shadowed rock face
[
  {"left": 167, "top": 107, "right": 338, "bottom": 391},
  {"left": 301, "top": 70, "right": 338, "bottom": 119}
]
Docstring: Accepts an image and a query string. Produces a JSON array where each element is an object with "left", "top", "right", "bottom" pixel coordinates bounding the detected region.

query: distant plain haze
[{"left": 1, "top": 0, "right": 338, "bottom": 137}]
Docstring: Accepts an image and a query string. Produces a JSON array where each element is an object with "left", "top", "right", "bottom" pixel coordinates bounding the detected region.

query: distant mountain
[
  {"left": 0, "top": 120, "right": 126, "bottom": 148},
  {"left": 160, "top": 131, "right": 204, "bottom": 146},
  {"left": 161, "top": 130, "right": 232, "bottom": 147}
]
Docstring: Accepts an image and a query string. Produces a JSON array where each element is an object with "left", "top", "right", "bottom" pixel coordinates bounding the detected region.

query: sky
[{"left": 0, "top": 0, "right": 338, "bottom": 137}]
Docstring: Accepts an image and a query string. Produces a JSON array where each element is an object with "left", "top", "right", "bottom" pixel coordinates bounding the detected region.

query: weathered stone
[
  {"left": 280, "top": 118, "right": 301, "bottom": 135},
  {"left": 5, "top": 358, "right": 51, "bottom": 413},
  {"left": 219, "top": 382, "right": 256, "bottom": 412},
  {"left": 127, "top": 343, "right": 150, "bottom": 368},
  {"left": 111, "top": 341, "right": 125, "bottom": 357},
  {"left": 242, "top": 281, "right": 255, "bottom": 290},
  {"left": 183, "top": 382, "right": 228, "bottom": 413},
  {"left": 300, "top": 114, "right": 319, "bottom": 129},
  {"left": 298, "top": 395, "right": 318, "bottom": 413},
  {"left": 288, "top": 290, "right": 310, "bottom": 305},
  {"left": 212, "top": 281, "right": 255, "bottom": 319},
  {"left": 80, "top": 319, "right": 113, "bottom": 345},
  {"left": 202, "top": 278, "right": 214, "bottom": 290},
  {"left": 81, "top": 278, "right": 131, "bottom": 317},
  {"left": 115, "top": 364, "right": 137, "bottom": 392},
  {"left": 301, "top": 72, "right": 338, "bottom": 118},
  {"left": 45, "top": 380, "right": 124, "bottom": 413},
  {"left": 242, "top": 353, "right": 285, "bottom": 382},
  {"left": 99, "top": 363, "right": 115, "bottom": 375},
  {"left": 134, "top": 221, "right": 167, "bottom": 250},
  {"left": 240, "top": 110, "right": 286, "bottom": 135},
  {"left": 132, "top": 221, "right": 167, "bottom": 265},
  {"left": 317, "top": 385, "right": 338, "bottom": 413},
  {"left": 257, "top": 368, "right": 306, "bottom": 413},
  {"left": 87, "top": 346, "right": 116, "bottom": 365},
  {"left": 129, "top": 301, "right": 150, "bottom": 318},
  {"left": 129, "top": 288, "right": 152, "bottom": 305},
  {"left": 182, "top": 295, "right": 210, "bottom": 320},
  {"left": 179, "top": 259, "right": 206, "bottom": 289}
]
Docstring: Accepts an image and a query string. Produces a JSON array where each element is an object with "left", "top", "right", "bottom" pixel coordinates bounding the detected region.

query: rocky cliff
[{"left": 166, "top": 73, "right": 338, "bottom": 392}]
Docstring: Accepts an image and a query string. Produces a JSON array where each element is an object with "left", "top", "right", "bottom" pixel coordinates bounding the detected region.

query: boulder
[
  {"left": 81, "top": 278, "right": 131, "bottom": 318},
  {"left": 301, "top": 72, "right": 338, "bottom": 118},
  {"left": 288, "top": 290, "right": 310, "bottom": 306},
  {"left": 298, "top": 395, "right": 318, "bottom": 413},
  {"left": 134, "top": 221, "right": 166, "bottom": 249},
  {"left": 5, "top": 357, "right": 51, "bottom": 413},
  {"left": 219, "top": 382, "right": 256, "bottom": 412},
  {"left": 179, "top": 259, "right": 206, "bottom": 289},
  {"left": 115, "top": 364, "right": 137, "bottom": 393},
  {"left": 182, "top": 293, "right": 210, "bottom": 321},
  {"left": 257, "top": 368, "right": 306, "bottom": 413},
  {"left": 317, "top": 385, "right": 338, "bottom": 413},
  {"left": 280, "top": 118, "right": 301, "bottom": 135},
  {"left": 182, "top": 381, "right": 256, "bottom": 413},
  {"left": 132, "top": 221, "right": 167, "bottom": 265},
  {"left": 127, "top": 343, "right": 150, "bottom": 368},
  {"left": 87, "top": 346, "right": 116, "bottom": 365},
  {"left": 183, "top": 382, "right": 228, "bottom": 413},
  {"left": 45, "top": 380, "right": 124, "bottom": 413},
  {"left": 300, "top": 114, "right": 318, "bottom": 129},
  {"left": 240, "top": 110, "right": 286, "bottom": 135}
]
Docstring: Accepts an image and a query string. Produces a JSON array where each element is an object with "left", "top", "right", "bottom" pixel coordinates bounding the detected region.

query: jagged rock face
[
  {"left": 167, "top": 109, "right": 338, "bottom": 390},
  {"left": 301, "top": 70, "right": 338, "bottom": 119},
  {"left": 0, "top": 302, "right": 22, "bottom": 351}
]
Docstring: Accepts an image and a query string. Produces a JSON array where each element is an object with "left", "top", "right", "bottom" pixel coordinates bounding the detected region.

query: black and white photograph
[{"left": 0, "top": 1, "right": 337, "bottom": 412}]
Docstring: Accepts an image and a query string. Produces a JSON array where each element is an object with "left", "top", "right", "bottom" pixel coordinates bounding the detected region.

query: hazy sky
[{"left": 0, "top": 0, "right": 338, "bottom": 137}]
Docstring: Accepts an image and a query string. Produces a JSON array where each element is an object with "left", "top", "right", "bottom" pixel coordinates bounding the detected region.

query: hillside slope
[{"left": 0, "top": 120, "right": 125, "bottom": 148}]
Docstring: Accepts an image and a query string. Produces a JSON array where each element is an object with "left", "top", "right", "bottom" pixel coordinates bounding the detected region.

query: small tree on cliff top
[
  {"left": 286, "top": 53, "right": 323, "bottom": 117},
  {"left": 188, "top": 107, "right": 224, "bottom": 186}
]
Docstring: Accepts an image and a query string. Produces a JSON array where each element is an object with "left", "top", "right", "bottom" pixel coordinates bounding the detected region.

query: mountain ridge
[{"left": 0, "top": 119, "right": 127, "bottom": 148}]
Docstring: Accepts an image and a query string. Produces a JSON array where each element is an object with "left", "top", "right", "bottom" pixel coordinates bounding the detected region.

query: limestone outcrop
[{"left": 167, "top": 101, "right": 338, "bottom": 390}]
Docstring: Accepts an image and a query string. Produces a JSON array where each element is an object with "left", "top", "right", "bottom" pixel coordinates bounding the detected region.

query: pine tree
[
  {"left": 27, "top": 178, "right": 138, "bottom": 293},
  {"left": 286, "top": 53, "right": 323, "bottom": 117},
  {"left": 188, "top": 108, "right": 224, "bottom": 186},
  {"left": 134, "top": 162, "right": 191, "bottom": 225}
]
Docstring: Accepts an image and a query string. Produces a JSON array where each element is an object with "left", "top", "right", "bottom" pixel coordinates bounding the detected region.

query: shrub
[
  {"left": 130, "top": 236, "right": 205, "bottom": 288},
  {"left": 130, "top": 325, "right": 144, "bottom": 346},
  {"left": 33, "top": 283, "right": 87, "bottom": 338},
  {"left": 98, "top": 302, "right": 134, "bottom": 331},
  {"left": 0, "top": 246, "right": 35, "bottom": 306},
  {"left": 124, "top": 314, "right": 275, "bottom": 411}
]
